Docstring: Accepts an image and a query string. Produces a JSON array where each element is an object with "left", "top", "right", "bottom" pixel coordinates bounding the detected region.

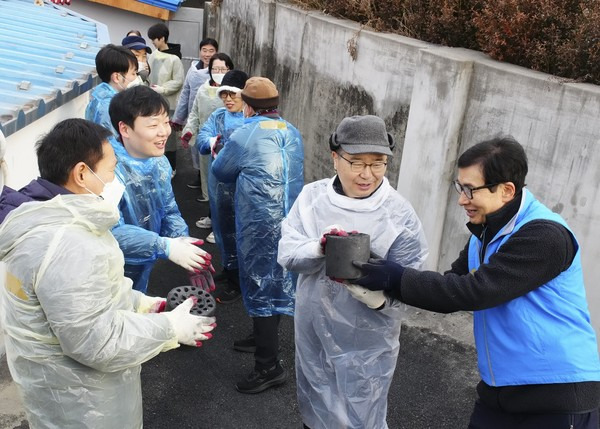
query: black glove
[{"left": 352, "top": 258, "right": 406, "bottom": 292}]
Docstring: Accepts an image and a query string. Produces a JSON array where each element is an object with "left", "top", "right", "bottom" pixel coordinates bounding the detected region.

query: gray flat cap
[{"left": 330, "top": 115, "right": 395, "bottom": 156}]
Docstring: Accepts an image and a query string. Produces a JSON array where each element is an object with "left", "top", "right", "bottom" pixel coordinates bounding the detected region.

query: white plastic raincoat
[
  {"left": 0, "top": 195, "right": 178, "bottom": 429},
  {"left": 278, "top": 177, "right": 428, "bottom": 429}
]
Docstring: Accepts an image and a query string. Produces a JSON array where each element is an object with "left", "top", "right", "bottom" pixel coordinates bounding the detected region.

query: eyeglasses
[
  {"left": 211, "top": 67, "right": 229, "bottom": 73},
  {"left": 452, "top": 180, "right": 499, "bottom": 199},
  {"left": 338, "top": 153, "right": 387, "bottom": 173},
  {"left": 219, "top": 91, "right": 238, "bottom": 100}
]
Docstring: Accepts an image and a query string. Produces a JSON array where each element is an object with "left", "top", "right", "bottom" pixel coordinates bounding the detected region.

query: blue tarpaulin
[{"left": 135, "top": 0, "right": 183, "bottom": 12}]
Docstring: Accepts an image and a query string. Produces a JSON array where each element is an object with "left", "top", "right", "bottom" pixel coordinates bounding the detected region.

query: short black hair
[
  {"left": 208, "top": 53, "right": 234, "bottom": 82},
  {"left": 200, "top": 38, "right": 218, "bottom": 51},
  {"left": 148, "top": 23, "right": 169, "bottom": 42},
  {"left": 95, "top": 44, "right": 137, "bottom": 83},
  {"left": 458, "top": 136, "right": 528, "bottom": 194},
  {"left": 127, "top": 29, "right": 141, "bottom": 37},
  {"left": 36, "top": 119, "right": 111, "bottom": 186},
  {"left": 109, "top": 85, "right": 170, "bottom": 138}
]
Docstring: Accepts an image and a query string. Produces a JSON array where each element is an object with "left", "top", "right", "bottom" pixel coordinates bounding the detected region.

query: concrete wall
[{"left": 210, "top": 0, "right": 600, "bottom": 338}]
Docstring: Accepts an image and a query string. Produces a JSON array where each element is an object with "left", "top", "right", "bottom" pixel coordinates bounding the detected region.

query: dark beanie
[
  {"left": 216, "top": 70, "right": 249, "bottom": 94},
  {"left": 241, "top": 77, "right": 279, "bottom": 109}
]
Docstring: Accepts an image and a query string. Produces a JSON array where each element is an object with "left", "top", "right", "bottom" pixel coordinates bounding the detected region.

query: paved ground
[{"left": 0, "top": 148, "right": 481, "bottom": 429}]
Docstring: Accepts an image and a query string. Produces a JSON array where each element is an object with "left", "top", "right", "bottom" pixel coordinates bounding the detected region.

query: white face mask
[
  {"left": 212, "top": 73, "right": 225, "bottom": 85},
  {"left": 127, "top": 77, "right": 140, "bottom": 88},
  {"left": 100, "top": 178, "right": 126, "bottom": 210},
  {"left": 85, "top": 165, "right": 125, "bottom": 214}
]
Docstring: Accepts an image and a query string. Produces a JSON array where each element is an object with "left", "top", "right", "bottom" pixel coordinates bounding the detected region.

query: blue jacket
[
  {"left": 110, "top": 140, "right": 188, "bottom": 293},
  {"left": 212, "top": 114, "right": 304, "bottom": 316},
  {"left": 468, "top": 189, "right": 600, "bottom": 386},
  {"left": 197, "top": 108, "right": 244, "bottom": 270},
  {"left": 85, "top": 82, "right": 118, "bottom": 138}
]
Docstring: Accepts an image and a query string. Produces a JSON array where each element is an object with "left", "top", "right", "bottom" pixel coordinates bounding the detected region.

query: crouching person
[{"left": 0, "top": 119, "right": 215, "bottom": 429}]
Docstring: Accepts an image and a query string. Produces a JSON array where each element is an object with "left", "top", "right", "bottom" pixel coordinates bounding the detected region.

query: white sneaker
[
  {"left": 195, "top": 217, "right": 212, "bottom": 229},
  {"left": 206, "top": 232, "right": 215, "bottom": 243}
]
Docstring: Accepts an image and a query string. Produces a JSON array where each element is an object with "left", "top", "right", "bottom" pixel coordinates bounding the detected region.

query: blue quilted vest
[{"left": 468, "top": 189, "right": 600, "bottom": 386}]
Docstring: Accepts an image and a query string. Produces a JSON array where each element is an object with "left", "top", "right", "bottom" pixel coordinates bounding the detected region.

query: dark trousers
[
  {"left": 468, "top": 400, "right": 599, "bottom": 429},
  {"left": 165, "top": 150, "right": 176, "bottom": 171},
  {"left": 253, "top": 315, "right": 280, "bottom": 371}
]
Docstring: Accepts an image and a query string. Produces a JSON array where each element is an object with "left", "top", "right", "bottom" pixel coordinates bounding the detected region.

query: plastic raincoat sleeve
[
  {"left": 211, "top": 129, "right": 245, "bottom": 184},
  {"left": 36, "top": 244, "right": 178, "bottom": 373},
  {"left": 111, "top": 217, "right": 169, "bottom": 262},
  {"left": 197, "top": 109, "right": 219, "bottom": 155},
  {"left": 278, "top": 194, "right": 324, "bottom": 275},
  {"left": 386, "top": 210, "right": 429, "bottom": 270},
  {"left": 182, "top": 90, "right": 201, "bottom": 138},
  {"left": 172, "top": 68, "right": 193, "bottom": 123}
]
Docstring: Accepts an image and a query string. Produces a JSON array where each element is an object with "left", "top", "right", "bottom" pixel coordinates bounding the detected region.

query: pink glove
[
  {"left": 170, "top": 121, "right": 183, "bottom": 132},
  {"left": 151, "top": 300, "right": 166, "bottom": 313},
  {"left": 210, "top": 135, "right": 222, "bottom": 158},
  {"left": 180, "top": 131, "right": 192, "bottom": 149},
  {"left": 319, "top": 224, "right": 348, "bottom": 255},
  {"left": 189, "top": 270, "right": 216, "bottom": 292}
]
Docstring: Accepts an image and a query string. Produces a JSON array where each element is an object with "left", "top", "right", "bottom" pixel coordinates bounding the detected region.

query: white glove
[
  {"left": 165, "top": 237, "right": 212, "bottom": 272},
  {"left": 138, "top": 294, "right": 166, "bottom": 313},
  {"left": 164, "top": 297, "right": 216, "bottom": 347},
  {"left": 345, "top": 284, "right": 386, "bottom": 309}
]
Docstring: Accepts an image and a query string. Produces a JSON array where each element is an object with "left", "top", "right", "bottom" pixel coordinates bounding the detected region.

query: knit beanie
[
  {"left": 330, "top": 115, "right": 395, "bottom": 156},
  {"left": 241, "top": 77, "right": 279, "bottom": 109},
  {"left": 217, "top": 70, "right": 249, "bottom": 95}
]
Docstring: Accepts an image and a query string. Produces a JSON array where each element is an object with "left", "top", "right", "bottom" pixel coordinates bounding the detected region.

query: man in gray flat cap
[{"left": 278, "top": 114, "right": 428, "bottom": 429}]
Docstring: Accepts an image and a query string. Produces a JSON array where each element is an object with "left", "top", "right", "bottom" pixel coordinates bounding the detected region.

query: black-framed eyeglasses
[
  {"left": 452, "top": 180, "right": 499, "bottom": 199},
  {"left": 211, "top": 67, "right": 229, "bottom": 73},
  {"left": 338, "top": 153, "right": 387, "bottom": 173}
]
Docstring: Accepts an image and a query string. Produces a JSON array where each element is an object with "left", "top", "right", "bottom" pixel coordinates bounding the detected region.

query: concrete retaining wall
[{"left": 210, "top": 1, "right": 600, "bottom": 339}]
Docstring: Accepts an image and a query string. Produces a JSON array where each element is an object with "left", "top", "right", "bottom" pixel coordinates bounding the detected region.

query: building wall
[
  {"left": 68, "top": 1, "right": 204, "bottom": 69},
  {"left": 210, "top": 0, "right": 600, "bottom": 339},
  {"left": 4, "top": 92, "right": 90, "bottom": 190}
]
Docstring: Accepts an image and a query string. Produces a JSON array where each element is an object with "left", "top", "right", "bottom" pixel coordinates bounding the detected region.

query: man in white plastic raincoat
[
  {"left": 278, "top": 115, "right": 429, "bottom": 429},
  {"left": 0, "top": 119, "right": 215, "bottom": 429}
]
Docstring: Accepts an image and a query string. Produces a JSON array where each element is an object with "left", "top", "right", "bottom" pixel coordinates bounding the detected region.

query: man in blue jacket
[
  {"left": 212, "top": 77, "right": 304, "bottom": 394},
  {"left": 354, "top": 137, "right": 600, "bottom": 428}
]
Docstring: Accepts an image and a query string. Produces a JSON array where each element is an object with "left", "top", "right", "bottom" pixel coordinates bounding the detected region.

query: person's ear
[
  {"left": 110, "top": 72, "right": 121, "bottom": 85},
  {"left": 332, "top": 151, "right": 339, "bottom": 171},
  {"left": 71, "top": 161, "right": 88, "bottom": 189},
  {"left": 501, "top": 181, "right": 516, "bottom": 201},
  {"left": 118, "top": 121, "right": 131, "bottom": 139}
]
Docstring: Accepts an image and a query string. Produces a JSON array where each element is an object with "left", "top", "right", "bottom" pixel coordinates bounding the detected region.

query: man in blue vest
[{"left": 353, "top": 136, "right": 600, "bottom": 428}]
